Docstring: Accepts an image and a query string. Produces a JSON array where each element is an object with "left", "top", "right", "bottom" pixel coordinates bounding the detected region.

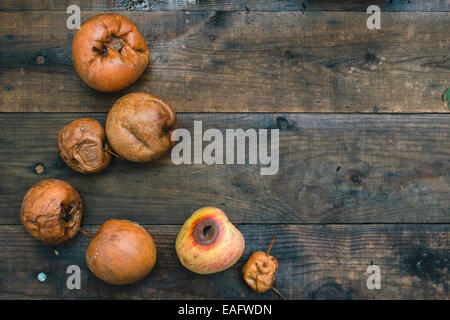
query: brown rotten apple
[
  {"left": 72, "top": 13, "right": 149, "bottom": 92},
  {"left": 58, "top": 118, "right": 112, "bottom": 174},
  {"left": 106, "top": 92, "right": 178, "bottom": 162},
  {"left": 86, "top": 219, "right": 157, "bottom": 285},
  {"left": 20, "top": 179, "right": 83, "bottom": 244},
  {"left": 242, "top": 235, "right": 283, "bottom": 299},
  {"left": 176, "top": 207, "right": 245, "bottom": 274}
]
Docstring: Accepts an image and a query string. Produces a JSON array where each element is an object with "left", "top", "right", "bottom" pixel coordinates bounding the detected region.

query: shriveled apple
[
  {"left": 58, "top": 118, "right": 112, "bottom": 174},
  {"left": 242, "top": 235, "right": 283, "bottom": 299},
  {"left": 105, "top": 92, "right": 178, "bottom": 162},
  {"left": 176, "top": 207, "right": 245, "bottom": 274},
  {"left": 20, "top": 179, "right": 83, "bottom": 244},
  {"left": 72, "top": 13, "right": 149, "bottom": 92}
]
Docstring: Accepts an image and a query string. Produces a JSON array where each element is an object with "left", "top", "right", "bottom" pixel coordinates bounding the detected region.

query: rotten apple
[
  {"left": 86, "top": 219, "right": 157, "bottom": 285},
  {"left": 105, "top": 92, "right": 178, "bottom": 162},
  {"left": 20, "top": 179, "right": 83, "bottom": 244},
  {"left": 72, "top": 13, "right": 149, "bottom": 92},
  {"left": 58, "top": 118, "right": 112, "bottom": 174},
  {"left": 242, "top": 235, "right": 283, "bottom": 299},
  {"left": 176, "top": 207, "right": 245, "bottom": 274}
]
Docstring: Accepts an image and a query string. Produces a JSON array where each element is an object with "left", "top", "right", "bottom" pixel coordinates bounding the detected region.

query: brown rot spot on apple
[
  {"left": 106, "top": 35, "right": 125, "bottom": 54},
  {"left": 92, "top": 46, "right": 107, "bottom": 56},
  {"left": 60, "top": 203, "right": 77, "bottom": 224},
  {"left": 193, "top": 219, "right": 219, "bottom": 245}
]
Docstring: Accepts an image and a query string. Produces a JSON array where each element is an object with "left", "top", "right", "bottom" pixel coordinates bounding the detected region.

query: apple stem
[
  {"left": 105, "top": 148, "right": 124, "bottom": 160},
  {"left": 79, "top": 227, "right": 95, "bottom": 239},
  {"left": 266, "top": 235, "right": 277, "bottom": 256},
  {"left": 271, "top": 287, "right": 284, "bottom": 300}
]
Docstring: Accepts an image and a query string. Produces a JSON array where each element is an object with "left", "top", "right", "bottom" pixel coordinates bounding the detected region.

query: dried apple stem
[
  {"left": 271, "top": 287, "right": 284, "bottom": 300},
  {"left": 267, "top": 235, "right": 277, "bottom": 256},
  {"left": 105, "top": 148, "right": 124, "bottom": 160},
  {"left": 79, "top": 227, "right": 95, "bottom": 239}
]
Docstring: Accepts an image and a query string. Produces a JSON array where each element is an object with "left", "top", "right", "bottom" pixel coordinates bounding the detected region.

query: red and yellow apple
[{"left": 175, "top": 207, "right": 245, "bottom": 274}]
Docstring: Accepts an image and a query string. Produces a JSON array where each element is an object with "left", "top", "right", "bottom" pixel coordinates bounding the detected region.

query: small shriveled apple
[
  {"left": 175, "top": 207, "right": 245, "bottom": 274},
  {"left": 86, "top": 219, "right": 157, "bottom": 285},
  {"left": 58, "top": 118, "right": 112, "bottom": 174},
  {"left": 242, "top": 235, "right": 283, "bottom": 299},
  {"left": 20, "top": 179, "right": 83, "bottom": 244}
]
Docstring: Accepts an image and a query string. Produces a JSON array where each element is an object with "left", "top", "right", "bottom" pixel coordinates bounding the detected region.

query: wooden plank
[
  {"left": 1, "top": 11, "right": 449, "bottom": 113},
  {"left": 0, "top": 0, "right": 448, "bottom": 12},
  {"left": 0, "top": 224, "right": 447, "bottom": 299},
  {"left": 0, "top": 113, "right": 449, "bottom": 225}
]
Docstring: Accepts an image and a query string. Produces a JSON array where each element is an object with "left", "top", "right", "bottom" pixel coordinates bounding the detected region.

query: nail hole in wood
[
  {"left": 34, "top": 163, "right": 45, "bottom": 175},
  {"left": 35, "top": 55, "right": 46, "bottom": 65},
  {"left": 276, "top": 117, "right": 289, "bottom": 130}
]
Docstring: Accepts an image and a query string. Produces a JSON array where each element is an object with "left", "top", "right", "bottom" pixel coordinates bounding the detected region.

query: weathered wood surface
[
  {"left": 0, "top": 113, "right": 449, "bottom": 225},
  {"left": 0, "top": 1, "right": 449, "bottom": 301},
  {"left": 0, "top": 224, "right": 447, "bottom": 299},
  {"left": 1, "top": 0, "right": 448, "bottom": 12},
  {"left": 1, "top": 11, "right": 449, "bottom": 113}
]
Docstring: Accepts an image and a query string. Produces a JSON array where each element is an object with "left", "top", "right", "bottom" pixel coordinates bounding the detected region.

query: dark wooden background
[{"left": 0, "top": 0, "right": 449, "bottom": 300}]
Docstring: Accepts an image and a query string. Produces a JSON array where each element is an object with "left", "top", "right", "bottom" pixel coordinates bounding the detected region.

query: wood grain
[
  {"left": 0, "top": 2, "right": 449, "bottom": 301},
  {"left": 0, "top": 0, "right": 448, "bottom": 12},
  {"left": 0, "top": 113, "right": 448, "bottom": 225},
  {"left": 0, "top": 224, "right": 447, "bottom": 299},
  {"left": 1, "top": 11, "right": 449, "bottom": 112}
]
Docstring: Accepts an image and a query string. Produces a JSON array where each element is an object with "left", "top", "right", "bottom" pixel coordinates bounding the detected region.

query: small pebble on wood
[{"left": 37, "top": 272, "right": 47, "bottom": 282}]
